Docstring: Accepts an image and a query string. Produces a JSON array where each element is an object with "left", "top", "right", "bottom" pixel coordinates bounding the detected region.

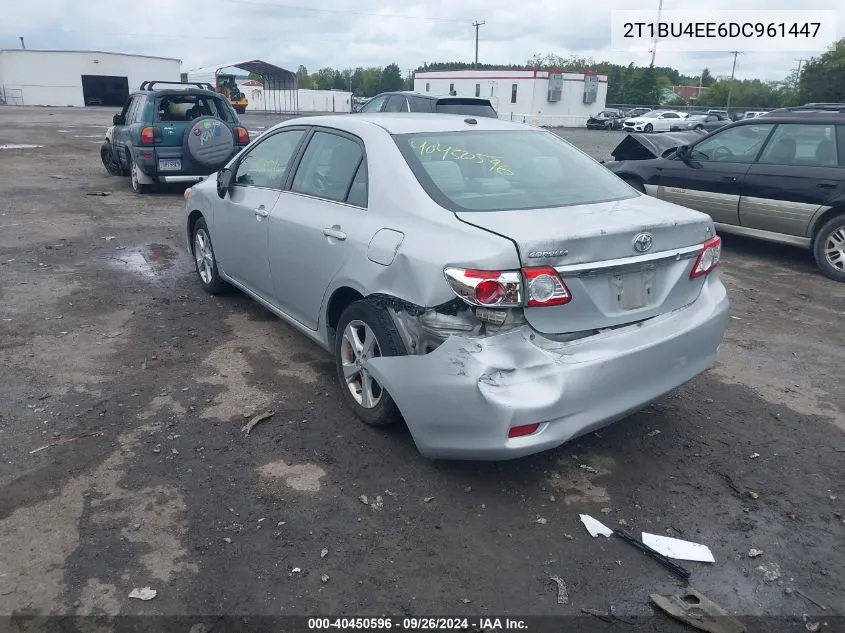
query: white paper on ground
[
  {"left": 580, "top": 514, "right": 613, "bottom": 538},
  {"left": 641, "top": 532, "right": 715, "bottom": 563}
]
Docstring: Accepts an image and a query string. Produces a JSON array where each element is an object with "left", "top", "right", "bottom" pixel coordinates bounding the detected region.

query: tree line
[{"left": 291, "top": 38, "right": 844, "bottom": 108}]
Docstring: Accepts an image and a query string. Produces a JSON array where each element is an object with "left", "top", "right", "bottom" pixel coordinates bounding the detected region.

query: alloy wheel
[
  {"left": 340, "top": 320, "right": 383, "bottom": 409},
  {"left": 194, "top": 228, "right": 215, "bottom": 284},
  {"left": 824, "top": 226, "right": 845, "bottom": 272}
]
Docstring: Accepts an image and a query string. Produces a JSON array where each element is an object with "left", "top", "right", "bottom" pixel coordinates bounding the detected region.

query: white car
[{"left": 623, "top": 110, "right": 687, "bottom": 133}]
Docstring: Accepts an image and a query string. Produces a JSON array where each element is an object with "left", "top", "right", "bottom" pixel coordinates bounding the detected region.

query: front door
[
  {"left": 268, "top": 130, "right": 367, "bottom": 329},
  {"left": 656, "top": 122, "right": 776, "bottom": 225},
  {"left": 213, "top": 128, "right": 306, "bottom": 300},
  {"left": 740, "top": 122, "right": 844, "bottom": 238}
]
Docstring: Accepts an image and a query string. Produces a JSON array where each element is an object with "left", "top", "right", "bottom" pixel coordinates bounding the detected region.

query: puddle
[
  {"left": 0, "top": 144, "right": 44, "bottom": 150},
  {"left": 101, "top": 244, "right": 178, "bottom": 280}
]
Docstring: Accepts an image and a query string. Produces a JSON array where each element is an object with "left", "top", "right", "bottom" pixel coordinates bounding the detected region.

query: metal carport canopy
[{"left": 188, "top": 59, "right": 297, "bottom": 89}]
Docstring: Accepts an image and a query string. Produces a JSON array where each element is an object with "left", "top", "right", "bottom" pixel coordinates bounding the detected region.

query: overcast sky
[{"left": 2, "top": 0, "right": 842, "bottom": 82}]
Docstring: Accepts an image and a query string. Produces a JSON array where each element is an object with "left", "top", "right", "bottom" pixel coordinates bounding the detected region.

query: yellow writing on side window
[{"left": 410, "top": 140, "right": 514, "bottom": 176}]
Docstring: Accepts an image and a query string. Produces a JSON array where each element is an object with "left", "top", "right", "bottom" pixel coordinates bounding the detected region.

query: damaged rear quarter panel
[{"left": 318, "top": 124, "right": 521, "bottom": 340}]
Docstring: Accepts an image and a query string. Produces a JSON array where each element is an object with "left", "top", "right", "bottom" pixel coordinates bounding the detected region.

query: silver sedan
[{"left": 184, "top": 113, "right": 729, "bottom": 460}]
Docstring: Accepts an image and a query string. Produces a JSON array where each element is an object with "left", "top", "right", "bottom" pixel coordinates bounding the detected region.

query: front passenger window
[
  {"left": 235, "top": 130, "right": 305, "bottom": 189},
  {"left": 690, "top": 124, "right": 774, "bottom": 163}
]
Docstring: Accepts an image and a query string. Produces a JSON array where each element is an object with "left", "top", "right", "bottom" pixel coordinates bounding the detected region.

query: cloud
[{"left": 2, "top": 0, "right": 842, "bottom": 82}]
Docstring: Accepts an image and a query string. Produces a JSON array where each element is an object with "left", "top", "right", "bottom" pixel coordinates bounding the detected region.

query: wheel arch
[
  {"left": 810, "top": 205, "right": 845, "bottom": 243},
  {"left": 187, "top": 210, "right": 205, "bottom": 251},
  {"left": 324, "top": 286, "right": 365, "bottom": 339}
]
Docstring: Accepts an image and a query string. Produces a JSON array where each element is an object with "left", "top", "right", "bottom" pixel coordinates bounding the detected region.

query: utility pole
[
  {"left": 472, "top": 21, "right": 485, "bottom": 66},
  {"left": 794, "top": 57, "right": 805, "bottom": 88},
  {"left": 649, "top": 0, "right": 663, "bottom": 67},
  {"left": 19, "top": 36, "right": 25, "bottom": 49},
  {"left": 726, "top": 51, "right": 741, "bottom": 111}
]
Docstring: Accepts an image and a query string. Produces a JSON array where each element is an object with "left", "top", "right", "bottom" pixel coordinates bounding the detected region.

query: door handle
[
  {"left": 722, "top": 176, "right": 737, "bottom": 182},
  {"left": 322, "top": 226, "right": 347, "bottom": 241},
  {"left": 254, "top": 205, "right": 269, "bottom": 218},
  {"left": 817, "top": 182, "right": 836, "bottom": 189}
]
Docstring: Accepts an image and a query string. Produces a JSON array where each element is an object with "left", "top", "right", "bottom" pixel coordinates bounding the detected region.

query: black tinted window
[
  {"left": 384, "top": 95, "right": 408, "bottom": 112},
  {"left": 435, "top": 100, "right": 497, "bottom": 118},
  {"left": 407, "top": 96, "right": 433, "bottom": 112}
]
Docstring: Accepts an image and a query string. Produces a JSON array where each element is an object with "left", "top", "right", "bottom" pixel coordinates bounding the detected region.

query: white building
[
  {"left": 413, "top": 69, "right": 608, "bottom": 127},
  {"left": 0, "top": 49, "right": 181, "bottom": 107}
]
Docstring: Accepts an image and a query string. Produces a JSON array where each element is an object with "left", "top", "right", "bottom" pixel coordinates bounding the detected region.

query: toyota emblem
[{"left": 632, "top": 232, "right": 654, "bottom": 253}]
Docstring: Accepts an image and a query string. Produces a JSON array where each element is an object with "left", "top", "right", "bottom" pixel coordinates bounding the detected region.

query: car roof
[
  {"left": 133, "top": 88, "right": 221, "bottom": 98},
  {"left": 376, "top": 91, "right": 492, "bottom": 102},
  {"left": 274, "top": 112, "right": 530, "bottom": 135},
  {"left": 750, "top": 110, "right": 845, "bottom": 123}
]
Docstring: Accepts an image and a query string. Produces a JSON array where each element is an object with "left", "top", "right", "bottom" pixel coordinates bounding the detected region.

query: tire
[
  {"left": 130, "top": 157, "right": 153, "bottom": 194},
  {"left": 813, "top": 214, "right": 845, "bottom": 282},
  {"left": 622, "top": 177, "right": 646, "bottom": 193},
  {"left": 644, "top": 123, "right": 653, "bottom": 133},
  {"left": 191, "top": 217, "right": 231, "bottom": 295},
  {"left": 100, "top": 142, "right": 125, "bottom": 176},
  {"left": 695, "top": 125, "right": 704, "bottom": 131},
  {"left": 335, "top": 300, "right": 407, "bottom": 427}
]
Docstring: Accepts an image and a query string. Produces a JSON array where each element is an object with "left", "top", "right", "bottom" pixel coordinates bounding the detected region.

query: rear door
[
  {"left": 656, "top": 122, "right": 775, "bottom": 225},
  {"left": 740, "top": 123, "right": 844, "bottom": 237},
  {"left": 268, "top": 129, "right": 366, "bottom": 329},
  {"left": 213, "top": 128, "right": 307, "bottom": 300},
  {"left": 113, "top": 95, "right": 139, "bottom": 169},
  {"left": 658, "top": 112, "right": 682, "bottom": 131}
]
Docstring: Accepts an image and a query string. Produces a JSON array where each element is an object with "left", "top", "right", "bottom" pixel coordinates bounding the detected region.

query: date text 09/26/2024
[{"left": 307, "top": 618, "right": 528, "bottom": 631}]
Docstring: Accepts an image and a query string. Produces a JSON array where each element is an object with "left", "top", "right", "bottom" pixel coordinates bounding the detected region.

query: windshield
[
  {"left": 435, "top": 99, "right": 497, "bottom": 118},
  {"left": 395, "top": 130, "right": 636, "bottom": 212}
]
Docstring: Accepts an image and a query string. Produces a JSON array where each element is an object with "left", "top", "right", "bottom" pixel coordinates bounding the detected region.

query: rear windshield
[
  {"left": 395, "top": 130, "right": 635, "bottom": 212},
  {"left": 155, "top": 94, "right": 233, "bottom": 123},
  {"left": 434, "top": 99, "right": 497, "bottom": 118}
]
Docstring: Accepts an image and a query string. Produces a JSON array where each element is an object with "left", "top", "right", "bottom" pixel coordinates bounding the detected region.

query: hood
[{"left": 610, "top": 130, "right": 706, "bottom": 161}]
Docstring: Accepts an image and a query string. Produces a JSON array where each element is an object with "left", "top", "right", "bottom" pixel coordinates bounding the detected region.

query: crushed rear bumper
[{"left": 366, "top": 274, "right": 729, "bottom": 460}]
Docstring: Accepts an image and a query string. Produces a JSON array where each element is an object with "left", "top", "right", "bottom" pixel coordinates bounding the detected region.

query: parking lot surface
[{"left": 1, "top": 107, "right": 844, "bottom": 623}]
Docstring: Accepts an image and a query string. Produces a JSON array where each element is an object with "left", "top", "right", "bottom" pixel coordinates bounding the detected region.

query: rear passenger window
[
  {"left": 291, "top": 131, "right": 364, "bottom": 204},
  {"left": 758, "top": 124, "right": 837, "bottom": 166},
  {"left": 345, "top": 161, "right": 368, "bottom": 207}
]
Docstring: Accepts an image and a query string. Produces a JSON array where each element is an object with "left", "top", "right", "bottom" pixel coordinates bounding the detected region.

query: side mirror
[
  {"left": 676, "top": 145, "right": 692, "bottom": 162},
  {"left": 217, "top": 168, "right": 233, "bottom": 198},
  {"left": 113, "top": 113, "right": 124, "bottom": 125}
]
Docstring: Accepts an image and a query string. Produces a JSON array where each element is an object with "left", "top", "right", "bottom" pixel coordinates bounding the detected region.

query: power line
[{"left": 225, "top": 0, "right": 472, "bottom": 22}]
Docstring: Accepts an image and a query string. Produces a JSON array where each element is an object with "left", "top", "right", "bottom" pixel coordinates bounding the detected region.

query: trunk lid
[{"left": 456, "top": 196, "right": 715, "bottom": 335}]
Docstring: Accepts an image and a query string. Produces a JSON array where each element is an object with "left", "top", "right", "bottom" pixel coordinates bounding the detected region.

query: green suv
[{"left": 100, "top": 81, "right": 250, "bottom": 193}]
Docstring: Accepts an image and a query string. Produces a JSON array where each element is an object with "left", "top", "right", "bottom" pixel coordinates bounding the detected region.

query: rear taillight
[
  {"left": 236, "top": 127, "right": 250, "bottom": 145},
  {"left": 444, "top": 268, "right": 522, "bottom": 307},
  {"left": 444, "top": 266, "right": 571, "bottom": 308},
  {"left": 140, "top": 127, "right": 159, "bottom": 145},
  {"left": 690, "top": 235, "right": 722, "bottom": 279},
  {"left": 523, "top": 267, "right": 571, "bottom": 307}
]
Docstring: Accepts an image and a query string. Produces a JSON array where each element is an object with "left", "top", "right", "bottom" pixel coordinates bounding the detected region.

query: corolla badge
[{"left": 632, "top": 232, "right": 654, "bottom": 253}]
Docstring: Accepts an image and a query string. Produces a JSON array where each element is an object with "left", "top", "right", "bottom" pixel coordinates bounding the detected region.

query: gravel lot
[{"left": 1, "top": 107, "right": 844, "bottom": 628}]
